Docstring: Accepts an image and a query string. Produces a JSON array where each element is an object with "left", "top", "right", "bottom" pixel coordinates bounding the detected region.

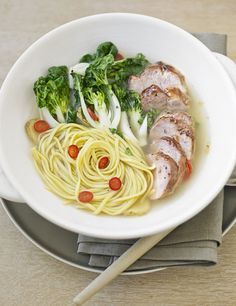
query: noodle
[{"left": 32, "top": 123, "right": 154, "bottom": 215}]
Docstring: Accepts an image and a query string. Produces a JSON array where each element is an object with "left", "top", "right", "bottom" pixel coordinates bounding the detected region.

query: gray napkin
[
  {"left": 77, "top": 33, "right": 227, "bottom": 270},
  {"left": 227, "top": 167, "right": 236, "bottom": 185}
]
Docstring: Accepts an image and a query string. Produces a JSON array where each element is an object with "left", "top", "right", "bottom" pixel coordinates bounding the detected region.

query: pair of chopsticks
[{"left": 73, "top": 227, "right": 174, "bottom": 305}]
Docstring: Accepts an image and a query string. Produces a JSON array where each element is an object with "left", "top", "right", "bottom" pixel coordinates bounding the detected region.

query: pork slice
[
  {"left": 164, "top": 87, "right": 190, "bottom": 111},
  {"left": 141, "top": 84, "right": 168, "bottom": 111},
  {"left": 128, "top": 75, "right": 142, "bottom": 93},
  {"left": 177, "top": 127, "right": 195, "bottom": 160},
  {"left": 150, "top": 113, "right": 194, "bottom": 160},
  {"left": 141, "top": 85, "right": 190, "bottom": 112},
  {"left": 160, "top": 111, "right": 193, "bottom": 128},
  {"left": 148, "top": 152, "right": 179, "bottom": 200},
  {"left": 150, "top": 136, "right": 186, "bottom": 177},
  {"left": 129, "top": 62, "right": 187, "bottom": 94}
]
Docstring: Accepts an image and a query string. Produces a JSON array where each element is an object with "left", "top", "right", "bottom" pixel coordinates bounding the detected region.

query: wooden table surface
[{"left": 0, "top": 1, "right": 236, "bottom": 305}]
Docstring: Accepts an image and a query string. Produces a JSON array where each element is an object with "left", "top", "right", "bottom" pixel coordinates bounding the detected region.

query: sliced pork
[
  {"left": 164, "top": 87, "right": 190, "bottom": 110},
  {"left": 150, "top": 112, "right": 194, "bottom": 160},
  {"left": 130, "top": 61, "right": 195, "bottom": 200},
  {"left": 161, "top": 111, "right": 193, "bottom": 127},
  {"left": 141, "top": 86, "right": 190, "bottom": 112},
  {"left": 129, "top": 62, "right": 190, "bottom": 112},
  {"left": 148, "top": 152, "right": 179, "bottom": 199},
  {"left": 150, "top": 136, "right": 186, "bottom": 178},
  {"left": 129, "top": 62, "right": 187, "bottom": 93},
  {"left": 141, "top": 84, "right": 168, "bottom": 111}
]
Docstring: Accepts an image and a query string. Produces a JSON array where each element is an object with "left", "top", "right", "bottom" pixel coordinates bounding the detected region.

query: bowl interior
[{"left": 0, "top": 14, "right": 236, "bottom": 238}]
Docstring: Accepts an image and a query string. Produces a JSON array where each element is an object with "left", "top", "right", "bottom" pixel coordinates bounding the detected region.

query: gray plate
[{"left": 1, "top": 186, "right": 236, "bottom": 275}]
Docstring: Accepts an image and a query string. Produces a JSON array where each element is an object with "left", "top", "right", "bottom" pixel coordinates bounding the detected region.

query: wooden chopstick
[{"left": 73, "top": 228, "right": 174, "bottom": 305}]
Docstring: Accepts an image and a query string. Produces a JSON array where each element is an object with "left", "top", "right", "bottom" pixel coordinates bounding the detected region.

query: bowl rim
[{"left": 1, "top": 13, "right": 236, "bottom": 238}]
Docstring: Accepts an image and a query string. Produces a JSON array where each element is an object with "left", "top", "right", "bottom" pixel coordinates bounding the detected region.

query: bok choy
[
  {"left": 79, "top": 41, "right": 118, "bottom": 63},
  {"left": 33, "top": 66, "right": 70, "bottom": 123},
  {"left": 79, "top": 54, "right": 121, "bottom": 129},
  {"left": 113, "top": 84, "right": 148, "bottom": 146},
  {"left": 33, "top": 41, "right": 152, "bottom": 147}
]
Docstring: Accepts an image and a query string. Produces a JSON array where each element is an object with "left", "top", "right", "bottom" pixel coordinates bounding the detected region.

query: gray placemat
[{"left": 77, "top": 33, "right": 229, "bottom": 270}]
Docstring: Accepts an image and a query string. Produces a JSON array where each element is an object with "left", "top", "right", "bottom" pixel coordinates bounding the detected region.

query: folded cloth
[
  {"left": 77, "top": 33, "right": 228, "bottom": 271},
  {"left": 227, "top": 168, "right": 236, "bottom": 185},
  {"left": 192, "top": 33, "right": 227, "bottom": 54}
]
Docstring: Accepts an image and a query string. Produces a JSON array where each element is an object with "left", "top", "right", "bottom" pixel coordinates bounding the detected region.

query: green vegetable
[
  {"left": 111, "top": 83, "right": 127, "bottom": 111},
  {"left": 83, "top": 87, "right": 111, "bottom": 127},
  {"left": 109, "top": 128, "right": 124, "bottom": 139},
  {"left": 33, "top": 66, "right": 70, "bottom": 122},
  {"left": 125, "top": 147, "right": 133, "bottom": 156},
  {"left": 66, "top": 89, "right": 81, "bottom": 123},
  {"left": 111, "top": 84, "right": 137, "bottom": 142},
  {"left": 80, "top": 42, "right": 118, "bottom": 63},
  {"left": 96, "top": 41, "right": 118, "bottom": 58},
  {"left": 108, "top": 53, "right": 149, "bottom": 83},
  {"left": 79, "top": 54, "right": 95, "bottom": 64},
  {"left": 113, "top": 84, "right": 147, "bottom": 146},
  {"left": 83, "top": 55, "right": 121, "bottom": 128},
  {"left": 112, "top": 84, "right": 142, "bottom": 131},
  {"left": 71, "top": 72, "right": 98, "bottom": 127},
  {"left": 33, "top": 42, "right": 151, "bottom": 144},
  {"left": 72, "top": 58, "right": 121, "bottom": 129},
  {"left": 126, "top": 91, "right": 145, "bottom": 139},
  {"left": 139, "top": 108, "right": 161, "bottom": 129},
  {"left": 78, "top": 42, "right": 149, "bottom": 136},
  {"left": 84, "top": 54, "right": 114, "bottom": 87},
  {"left": 80, "top": 41, "right": 149, "bottom": 81}
]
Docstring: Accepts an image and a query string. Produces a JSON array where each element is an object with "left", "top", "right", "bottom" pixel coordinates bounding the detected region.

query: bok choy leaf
[
  {"left": 79, "top": 41, "right": 118, "bottom": 63},
  {"left": 33, "top": 66, "right": 70, "bottom": 123}
]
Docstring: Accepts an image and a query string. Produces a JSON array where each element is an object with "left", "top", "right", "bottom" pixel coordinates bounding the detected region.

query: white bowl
[{"left": 0, "top": 13, "right": 236, "bottom": 239}]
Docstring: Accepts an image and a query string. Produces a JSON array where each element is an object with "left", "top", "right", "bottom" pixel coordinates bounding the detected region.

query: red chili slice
[
  {"left": 115, "top": 53, "right": 124, "bottom": 61},
  {"left": 34, "top": 120, "right": 50, "bottom": 133},
  {"left": 78, "top": 191, "right": 94, "bottom": 203},
  {"left": 88, "top": 107, "right": 99, "bottom": 121},
  {"left": 184, "top": 159, "right": 192, "bottom": 179},
  {"left": 98, "top": 157, "right": 109, "bottom": 169},
  {"left": 109, "top": 177, "right": 122, "bottom": 191},
  {"left": 68, "top": 145, "right": 80, "bottom": 159}
]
